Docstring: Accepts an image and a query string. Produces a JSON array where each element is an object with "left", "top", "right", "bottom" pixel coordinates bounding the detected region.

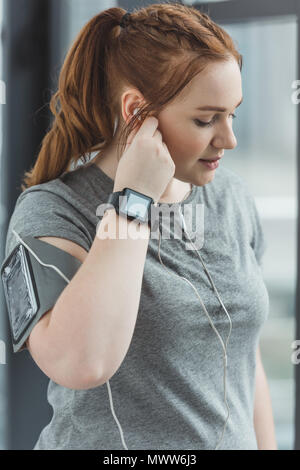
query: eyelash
[{"left": 194, "top": 114, "right": 237, "bottom": 128}]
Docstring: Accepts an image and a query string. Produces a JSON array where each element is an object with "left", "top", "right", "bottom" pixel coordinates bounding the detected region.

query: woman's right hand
[{"left": 113, "top": 116, "right": 176, "bottom": 203}]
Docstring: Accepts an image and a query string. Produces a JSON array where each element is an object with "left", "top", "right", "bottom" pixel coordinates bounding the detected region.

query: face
[{"left": 156, "top": 58, "right": 242, "bottom": 186}]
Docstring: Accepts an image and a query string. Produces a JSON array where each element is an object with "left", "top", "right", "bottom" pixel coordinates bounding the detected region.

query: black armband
[{"left": 1, "top": 235, "right": 83, "bottom": 353}]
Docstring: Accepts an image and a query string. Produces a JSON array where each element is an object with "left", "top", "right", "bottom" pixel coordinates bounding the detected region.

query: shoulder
[
  {"left": 10, "top": 179, "right": 79, "bottom": 232},
  {"left": 211, "top": 165, "right": 261, "bottom": 236},
  {"left": 15, "top": 162, "right": 95, "bottom": 208},
  {"left": 215, "top": 165, "right": 251, "bottom": 193},
  {"left": 15, "top": 180, "right": 71, "bottom": 210},
  {"left": 5, "top": 176, "right": 92, "bottom": 258},
  {"left": 215, "top": 165, "right": 266, "bottom": 263}
]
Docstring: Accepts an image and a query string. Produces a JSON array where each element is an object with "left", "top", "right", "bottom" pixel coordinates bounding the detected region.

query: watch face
[{"left": 119, "top": 188, "right": 152, "bottom": 223}]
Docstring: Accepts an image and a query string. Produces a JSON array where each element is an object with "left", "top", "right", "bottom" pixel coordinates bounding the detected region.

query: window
[
  {"left": 0, "top": 0, "right": 7, "bottom": 451},
  {"left": 222, "top": 18, "right": 296, "bottom": 450}
]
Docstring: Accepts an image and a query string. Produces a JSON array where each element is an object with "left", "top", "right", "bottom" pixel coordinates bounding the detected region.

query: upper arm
[
  {"left": 26, "top": 235, "right": 88, "bottom": 341},
  {"left": 3, "top": 188, "right": 95, "bottom": 386},
  {"left": 256, "top": 344, "right": 265, "bottom": 375},
  {"left": 25, "top": 236, "right": 89, "bottom": 385}
]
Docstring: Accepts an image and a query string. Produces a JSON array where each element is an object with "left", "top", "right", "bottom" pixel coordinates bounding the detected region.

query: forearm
[
  {"left": 253, "top": 359, "right": 278, "bottom": 450},
  {"left": 47, "top": 208, "right": 150, "bottom": 383}
]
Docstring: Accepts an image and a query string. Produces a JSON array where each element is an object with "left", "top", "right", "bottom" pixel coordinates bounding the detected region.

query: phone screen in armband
[{"left": 1, "top": 243, "right": 40, "bottom": 344}]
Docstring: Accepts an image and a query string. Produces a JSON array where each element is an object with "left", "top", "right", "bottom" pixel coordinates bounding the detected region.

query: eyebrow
[{"left": 195, "top": 97, "right": 243, "bottom": 112}]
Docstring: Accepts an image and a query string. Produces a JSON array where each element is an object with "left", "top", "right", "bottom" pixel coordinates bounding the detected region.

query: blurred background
[{"left": 0, "top": 0, "right": 298, "bottom": 450}]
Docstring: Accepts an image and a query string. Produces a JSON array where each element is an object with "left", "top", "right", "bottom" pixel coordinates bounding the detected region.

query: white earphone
[
  {"left": 114, "top": 108, "right": 141, "bottom": 135},
  {"left": 133, "top": 107, "right": 142, "bottom": 120}
]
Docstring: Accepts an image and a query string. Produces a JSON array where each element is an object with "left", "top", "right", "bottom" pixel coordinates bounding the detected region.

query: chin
[{"left": 196, "top": 171, "right": 216, "bottom": 186}]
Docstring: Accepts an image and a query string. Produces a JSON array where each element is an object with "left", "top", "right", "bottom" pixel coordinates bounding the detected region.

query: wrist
[{"left": 98, "top": 207, "right": 150, "bottom": 241}]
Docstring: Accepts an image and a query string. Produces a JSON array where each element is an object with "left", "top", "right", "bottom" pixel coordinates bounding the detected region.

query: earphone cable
[{"left": 155, "top": 205, "right": 232, "bottom": 450}]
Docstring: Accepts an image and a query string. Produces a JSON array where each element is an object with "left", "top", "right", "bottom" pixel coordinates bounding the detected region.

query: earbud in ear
[{"left": 133, "top": 108, "right": 142, "bottom": 121}]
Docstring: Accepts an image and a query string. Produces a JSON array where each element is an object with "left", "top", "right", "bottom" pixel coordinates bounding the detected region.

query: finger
[
  {"left": 153, "top": 129, "right": 163, "bottom": 142},
  {"left": 134, "top": 116, "right": 159, "bottom": 138}
]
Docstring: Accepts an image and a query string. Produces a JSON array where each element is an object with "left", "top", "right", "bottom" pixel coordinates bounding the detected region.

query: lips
[{"left": 199, "top": 152, "right": 224, "bottom": 162}]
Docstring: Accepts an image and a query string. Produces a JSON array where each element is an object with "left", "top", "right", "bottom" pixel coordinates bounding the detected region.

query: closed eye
[{"left": 194, "top": 113, "right": 237, "bottom": 128}]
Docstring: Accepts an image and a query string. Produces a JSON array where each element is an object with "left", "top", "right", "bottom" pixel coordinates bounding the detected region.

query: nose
[{"left": 212, "top": 122, "right": 237, "bottom": 150}]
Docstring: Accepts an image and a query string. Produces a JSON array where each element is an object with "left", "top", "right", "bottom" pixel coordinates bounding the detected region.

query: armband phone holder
[{"left": 1, "top": 234, "right": 83, "bottom": 353}]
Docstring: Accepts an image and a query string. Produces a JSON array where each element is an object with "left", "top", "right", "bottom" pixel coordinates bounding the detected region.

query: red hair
[{"left": 21, "top": 2, "right": 242, "bottom": 191}]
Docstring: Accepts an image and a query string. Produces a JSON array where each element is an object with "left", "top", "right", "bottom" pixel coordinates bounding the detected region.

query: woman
[{"left": 4, "top": 3, "right": 277, "bottom": 450}]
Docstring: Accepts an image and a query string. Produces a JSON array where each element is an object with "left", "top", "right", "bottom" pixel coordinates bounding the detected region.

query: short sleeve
[
  {"left": 5, "top": 188, "right": 91, "bottom": 258},
  {"left": 3, "top": 188, "right": 92, "bottom": 352},
  {"left": 222, "top": 166, "right": 268, "bottom": 270}
]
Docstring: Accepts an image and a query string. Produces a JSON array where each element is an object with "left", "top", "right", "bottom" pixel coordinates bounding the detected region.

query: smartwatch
[{"left": 106, "top": 188, "right": 157, "bottom": 227}]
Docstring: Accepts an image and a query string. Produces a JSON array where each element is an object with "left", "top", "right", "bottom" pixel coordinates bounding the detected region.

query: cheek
[
  {"left": 172, "top": 132, "right": 208, "bottom": 160},
  {"left": 187, "top": 126, "right": 212, "bottom": 156},
  {"left": 158, "top": 118, "right": 208, "bottom": 158}
]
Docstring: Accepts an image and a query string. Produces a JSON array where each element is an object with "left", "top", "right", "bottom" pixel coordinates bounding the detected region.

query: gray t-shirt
[{"left": 4, "top": 161, "right": 269, "bottom": 450}]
